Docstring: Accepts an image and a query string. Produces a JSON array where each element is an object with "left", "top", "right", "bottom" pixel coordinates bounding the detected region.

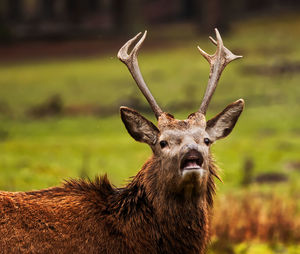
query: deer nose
[
  {"left": 180, "top": 143, "right": 199, "bottom": 155},
  {"left": 181, "top": 144, "right": 204, "bottom": 165},
  {"left": 184, "top": 143, "right": 198, "bottom": 152},
  {"left": 180, "top": 147, "right": 204, "bottom": 169}
]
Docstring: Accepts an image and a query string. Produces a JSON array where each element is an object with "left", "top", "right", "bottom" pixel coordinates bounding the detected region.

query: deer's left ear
[
  {"left": 120, "top": 106, "right": 159, "bottom": 146},
  {"left": 206, "top": 99, "right": 244, "bottom": 142}
]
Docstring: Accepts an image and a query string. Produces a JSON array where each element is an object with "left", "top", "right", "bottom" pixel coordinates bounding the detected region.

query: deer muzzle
[{"left": 180, "top": 149, "right": 206, "bottom": 177}]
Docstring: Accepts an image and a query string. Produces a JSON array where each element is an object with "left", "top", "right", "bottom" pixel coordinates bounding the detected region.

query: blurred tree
[
  {"left": 0, "top": 1, "right": 4, "bottom": 18},
  {"left": 194, "top": 0, "right": 231, "bottom": 33},
  {"left": 7, "top": 0, "right": 23, "bottom": 22},
  {"left": 182, "top": 0, "right": 196, "bottom": 20},
  {"left": 66, "top": 0, "right": 83, "bottom": 24},
  {"left": 0, "top": 1, "right": 11, "bottom": 43},
  {"left": 112, "top": 0, "right": 125, "bottom": 31},
  {"left": 1, "top": 0, "right": 300, "bottom": 40},
  {"left": 112, "top": 0, "right": 144, "bottom": 35},
  {"left": 41, "top": 0, "right": 55, "bottom": 20},
  {"left": 87, "top": 0, "right": 100, "bottom": 13}
]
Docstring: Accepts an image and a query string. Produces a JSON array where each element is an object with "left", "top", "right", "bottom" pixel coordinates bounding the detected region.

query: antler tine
[
  {"left": 197, "top": 28, "right": 242, "bottom": 115},
  {"left": 118, "top": 31, "right": 163, "bottom": 119}
]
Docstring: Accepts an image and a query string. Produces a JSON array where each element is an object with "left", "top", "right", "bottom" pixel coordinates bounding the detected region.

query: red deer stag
[{"left": 0, "top": 29, "right": 244, "bottom": 254}]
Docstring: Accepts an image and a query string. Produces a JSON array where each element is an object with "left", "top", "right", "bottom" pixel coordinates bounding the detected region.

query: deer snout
[
  {"left": 183, "top": 143, "right": 198, "bottom": 153},
  {"left": 180, "top": 143, "right": 202, "bottom": 161},
  {"left": 180, "top": 146, "right": 204, "bottom": 172}
]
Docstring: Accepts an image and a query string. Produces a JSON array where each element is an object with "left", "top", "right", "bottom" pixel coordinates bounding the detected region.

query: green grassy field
[{"left": 0, "top": 11, "right": 300, "bottom": 253}]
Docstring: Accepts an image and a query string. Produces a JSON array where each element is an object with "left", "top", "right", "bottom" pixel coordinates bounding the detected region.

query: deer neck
[
  {"left": 109, "top": 158, "right": 210, "bottom": 252},
  {"left": 135, "top": 156, "right": 210, "bottom": 226},
  {"left": 141, "top": 157, "right": 210, "bottom": 252},
  {"left": 143, "top": 156, "right": 208, "bottom": 203}
]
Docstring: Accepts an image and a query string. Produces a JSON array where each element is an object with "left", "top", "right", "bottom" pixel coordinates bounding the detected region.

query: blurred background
[{"left": 0, "top": 0, "right": 300, "bottom": 253}]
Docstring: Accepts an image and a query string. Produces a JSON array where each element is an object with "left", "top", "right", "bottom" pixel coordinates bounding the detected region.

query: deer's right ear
[{"left": 120, "top": 107, "right": 159, "bottom": 146}]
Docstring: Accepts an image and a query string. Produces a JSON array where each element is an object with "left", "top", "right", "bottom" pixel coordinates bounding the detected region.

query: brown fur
[
  {"left": 0, "top": 156, "right": 218, "bottom": 254},
  {"left": 0, "top": 101, "right": 243, "bottom": 253},
  {"left": 1, "top": 30, "right": 244, "bottom": 252}
]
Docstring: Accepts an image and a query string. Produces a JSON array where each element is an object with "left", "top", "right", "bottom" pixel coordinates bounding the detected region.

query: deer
[{"left": 0, "top": 29, "right": 244, "bottom": 254}]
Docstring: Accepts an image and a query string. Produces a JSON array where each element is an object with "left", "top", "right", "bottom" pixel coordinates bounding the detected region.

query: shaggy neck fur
[
  {"left": 0, "top": 155, "right": 219, "bottom": 254},
  {"left": 65, "top": 155, "right": 219, "bottom": 253}
]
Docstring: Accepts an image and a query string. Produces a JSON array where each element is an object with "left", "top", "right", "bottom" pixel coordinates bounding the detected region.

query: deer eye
[
  {"left": 204, "top": 138, "right": 211, "bottom": 146},
  {"left": 160, "top": 140, "right": 168, "bottom": 148}
]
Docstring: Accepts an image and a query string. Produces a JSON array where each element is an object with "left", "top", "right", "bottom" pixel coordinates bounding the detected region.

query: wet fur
[{"left": 0, "top": 156, "right": 219, "bottom": 254}]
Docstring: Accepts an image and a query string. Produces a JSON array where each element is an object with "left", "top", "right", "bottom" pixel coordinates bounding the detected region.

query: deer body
[
  {"left": 0, "top": 158, "right": 213, "bottom": 253},
  {"left": 0, "top": 30, "right": 244, "bottom": 253}
]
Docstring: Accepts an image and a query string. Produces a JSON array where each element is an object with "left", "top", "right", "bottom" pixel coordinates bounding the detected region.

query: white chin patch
[{"left": 182, "top": 168, "right": 206, "bottom": 178}]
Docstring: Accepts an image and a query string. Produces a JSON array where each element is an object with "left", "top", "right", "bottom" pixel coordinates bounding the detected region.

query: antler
[
  {"left": 118, "top": 31, "right": 163, "bottom": 119},
  {"left": 197, "top": 28, "right": 242, "bottom": 115}
]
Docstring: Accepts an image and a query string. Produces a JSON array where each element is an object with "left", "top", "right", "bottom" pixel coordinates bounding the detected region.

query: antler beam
[
  {"left": 118, "top": 31, "right": 163, "bottom": 119},
  {"left": 198, "top": 28, "right": 242, "bottom": 115}
]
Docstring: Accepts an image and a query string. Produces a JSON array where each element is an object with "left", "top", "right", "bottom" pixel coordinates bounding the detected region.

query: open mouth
[{"left": 180, "top": 150, "right": 204, "bottom": 173}]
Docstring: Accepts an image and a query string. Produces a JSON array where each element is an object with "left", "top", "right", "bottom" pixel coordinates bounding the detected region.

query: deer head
[{"left": 118, "top": 30, "right": 244, "bottom": 202}]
